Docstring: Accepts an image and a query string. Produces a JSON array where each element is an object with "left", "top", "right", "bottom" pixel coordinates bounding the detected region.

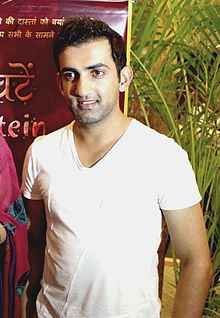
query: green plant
[{"left": 129, "top": 0, "right": 220, "bottom": 315}]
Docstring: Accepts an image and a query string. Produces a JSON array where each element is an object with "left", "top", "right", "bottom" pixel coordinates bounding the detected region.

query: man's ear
[
  {"left": 56, "top": 72, "right": 64, "bottom": 96},
  {"left": 119, "top": 66, "right": 133, "bottom": 92}
]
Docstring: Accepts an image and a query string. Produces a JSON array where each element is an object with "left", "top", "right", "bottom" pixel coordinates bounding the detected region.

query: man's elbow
[
  {"left": 205, "top": 258, "right": 213, "bottom": 285},
  {"left": 197, "top": 255, "right": 212, "bottom": 282},
  {"left": 182, "top": 254, "right": 213, "bottom": 285}
]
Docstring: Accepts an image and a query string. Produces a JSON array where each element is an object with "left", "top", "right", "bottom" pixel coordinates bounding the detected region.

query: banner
[{"left": 0, "top": 0, "right": 129, "bottom": 181}]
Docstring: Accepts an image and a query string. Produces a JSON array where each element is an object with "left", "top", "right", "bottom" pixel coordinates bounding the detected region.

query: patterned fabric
[{"left": 0, "top": 134, "right": 29, "bottom": 318}]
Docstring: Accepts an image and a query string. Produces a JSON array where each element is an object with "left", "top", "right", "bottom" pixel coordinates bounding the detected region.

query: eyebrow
[
  {"left": 60, "top": 63, "right": 109, "bottom": 74},
  {"left": 86, "top": 63, "right": 109, "bottom": 70}
]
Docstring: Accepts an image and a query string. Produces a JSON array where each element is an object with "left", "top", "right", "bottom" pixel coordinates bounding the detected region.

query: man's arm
[
  {"left": 163, "top": 203, "right": 212, "bottom": 318},
  {"left": 24, "top": 198, "right": 46, "bottom": 318}
]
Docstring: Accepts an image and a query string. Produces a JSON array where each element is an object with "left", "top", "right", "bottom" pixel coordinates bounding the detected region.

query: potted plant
[{"left": 129, "top": 0, "right": 220, "bottom": 315}]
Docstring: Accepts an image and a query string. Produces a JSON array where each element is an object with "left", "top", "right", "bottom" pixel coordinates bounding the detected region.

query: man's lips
[{"left": 78, "top": 100, "right": 98, "bottom": 109}]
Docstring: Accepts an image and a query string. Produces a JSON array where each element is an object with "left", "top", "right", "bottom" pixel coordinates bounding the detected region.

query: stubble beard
[{"left": 69, "top": 97, "right": 115, "bottom": 126}]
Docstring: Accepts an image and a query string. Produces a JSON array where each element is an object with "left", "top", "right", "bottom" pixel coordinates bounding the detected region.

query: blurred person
[{"left": 0, "top": 133, "right": 29, "bottom": 317}]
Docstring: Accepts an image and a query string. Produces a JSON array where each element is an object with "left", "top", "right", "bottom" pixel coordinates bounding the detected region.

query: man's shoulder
[
  {"left": 129, "top": 119, "right": 187, "bottom": 167},
  {"left": 32, "top": 121, "right": 73, "bottom": 149},
  {"left": 131, "top": 119, "right": 178, "bottom": 149},
  {"left": 27, "top": 121, "right": 74, "bottom": 164}
]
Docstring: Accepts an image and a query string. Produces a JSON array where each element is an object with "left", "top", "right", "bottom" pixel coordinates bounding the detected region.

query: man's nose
[{"left": 73, "top": 76, "right": 92, "bottom": 97}]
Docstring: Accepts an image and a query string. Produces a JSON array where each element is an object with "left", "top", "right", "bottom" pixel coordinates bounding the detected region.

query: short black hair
[{"left": 53, "top": 16, "right": 126, "bottom": 77}]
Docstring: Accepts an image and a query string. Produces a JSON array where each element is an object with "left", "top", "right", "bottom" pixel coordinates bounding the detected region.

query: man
[{"left": 22, "top": 16, "right": 212, "bottom": 318}]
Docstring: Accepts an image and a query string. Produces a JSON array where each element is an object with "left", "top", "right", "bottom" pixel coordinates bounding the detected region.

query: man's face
[{"left": 58, "top": 39, "right": 121, "bottom": 126}]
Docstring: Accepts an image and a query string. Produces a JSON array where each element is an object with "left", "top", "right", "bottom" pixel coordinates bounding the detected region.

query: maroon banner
[{"left": 0, "top": 0, "right": 128, "bottom": 181}]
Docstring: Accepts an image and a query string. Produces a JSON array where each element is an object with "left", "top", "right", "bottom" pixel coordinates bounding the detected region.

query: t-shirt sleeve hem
[{"left": 160, "top": 194, "right": 202, "bottom": 211}]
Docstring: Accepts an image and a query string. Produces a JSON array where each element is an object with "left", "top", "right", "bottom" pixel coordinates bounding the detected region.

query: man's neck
[{"left": 73, "top": 111, "right": 131, "bottom": 168}]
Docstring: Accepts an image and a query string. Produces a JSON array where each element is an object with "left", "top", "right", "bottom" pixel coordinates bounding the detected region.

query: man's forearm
[
  {"left": 26, "top": 282, "right": 40, "bottom": 318},
  {"left": 26, "top": 244, "right": 45, "bottom": 318},
  {"left": 172, "top": 260, "right": 212, "bottom": 318}
]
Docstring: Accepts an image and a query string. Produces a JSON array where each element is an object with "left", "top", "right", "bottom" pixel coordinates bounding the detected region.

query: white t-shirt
[{"left": 21, "top": 119, "right": 201, "bottom": 318}]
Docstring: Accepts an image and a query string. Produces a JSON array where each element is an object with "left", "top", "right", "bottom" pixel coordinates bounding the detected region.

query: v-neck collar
[{"left": 68, "top": 119, "right": 135, "bottom": 171}]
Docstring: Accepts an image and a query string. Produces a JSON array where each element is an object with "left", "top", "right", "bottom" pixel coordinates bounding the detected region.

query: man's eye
[
  {"left": 91, "top": 69, "right": 104, "bottom": 78},
  {"left": 62, "top": 71, "right": 75, "bottom": 81}
]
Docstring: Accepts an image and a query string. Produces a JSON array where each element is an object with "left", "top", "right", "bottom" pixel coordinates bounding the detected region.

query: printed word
[
  {"left": 0, "top": 16, "right": 64, "bottom": 26},
  {"left": 0, "top": 113, "right": 46, "bottom": 138},
  {"left": 0, "top": 62, "right": 35, "bottom": 102}
]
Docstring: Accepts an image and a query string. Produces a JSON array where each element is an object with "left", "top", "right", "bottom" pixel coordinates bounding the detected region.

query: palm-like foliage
[{"left": 129, "top": 0, "right": 220, "bottom": 315}]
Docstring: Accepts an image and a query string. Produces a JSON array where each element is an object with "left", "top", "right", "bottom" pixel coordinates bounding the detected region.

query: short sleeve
[
  {"left": 158, "top": 141, "right": 201, "bottom": 210},
  {"left": 21, "top": 142, "right": 42, "bottom": 200}
]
